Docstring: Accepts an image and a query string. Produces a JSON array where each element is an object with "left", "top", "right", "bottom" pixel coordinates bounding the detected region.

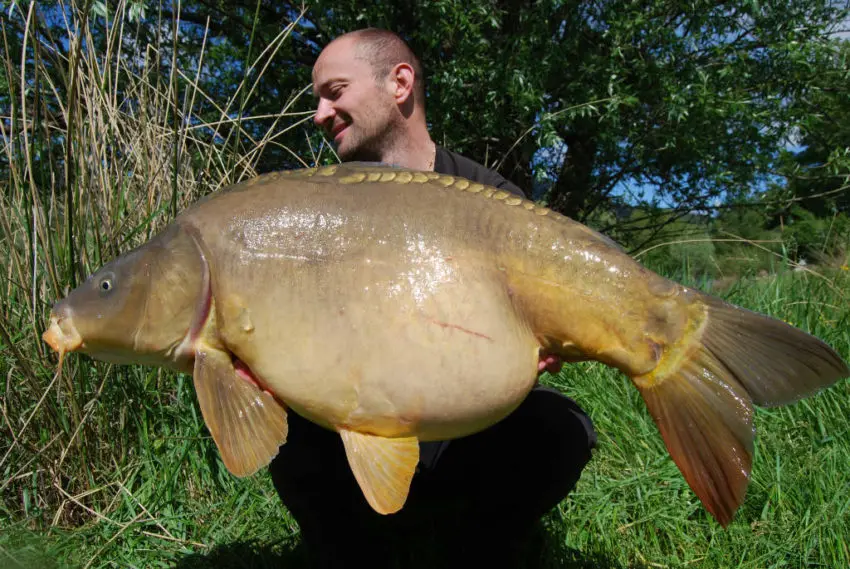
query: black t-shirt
[
  {"left": 434, "top": 147, "right": 526, "bottom": 199},
  {"left": 413, "top": 147, "right": 528, "bottom": 471}
]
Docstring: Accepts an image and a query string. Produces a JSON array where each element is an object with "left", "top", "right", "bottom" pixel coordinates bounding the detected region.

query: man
[
  {"left": 311, "top": 27, "right": 524, "bottom": 197},
  {"left": 269, "top": 28, "right": 597, "bottom": 568}
]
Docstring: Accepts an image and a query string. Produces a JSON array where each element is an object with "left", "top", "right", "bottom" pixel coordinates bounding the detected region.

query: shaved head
[
  {"left": 343, "top": 28, "right": 426, "bottom": 106},
  {"left": 312, "top": 28, "right": 434, "bottom": 168}
]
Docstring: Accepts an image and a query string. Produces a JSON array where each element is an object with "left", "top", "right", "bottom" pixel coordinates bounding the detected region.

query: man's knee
[
  {"left": 269, "top": 387, "right": 596, "bottom": 528},
  {"left": 268, "top": 413, "right": 362, "bottom": 522},
  {"left": 513, "top": 386, "right": 596, "bottom": 491},
  {"left": 420, "top": 386, "right": 595, "bottom": 518},
  {"left": 523, "top": 385, "right": 597, "bottom": 452}
]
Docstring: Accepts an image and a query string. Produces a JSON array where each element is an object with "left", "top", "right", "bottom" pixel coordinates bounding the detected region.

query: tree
[
  {"left": 5, "top": 0, "right": 849, "bottom": 225},
  {"left": 777, "top": 40, "right": 850, "bottom": 217}
]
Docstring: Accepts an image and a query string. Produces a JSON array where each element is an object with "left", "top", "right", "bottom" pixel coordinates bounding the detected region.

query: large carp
[{"left": 43, "top": 163, "right": 847, "bottom": 526}]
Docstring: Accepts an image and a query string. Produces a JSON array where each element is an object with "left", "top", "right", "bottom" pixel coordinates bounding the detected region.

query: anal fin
[
  {"left": 193, "top": 346, "right": 288, "bottom": 477},
  {"left": 340, "top": 429, "right": 419, "bottom": 515}
]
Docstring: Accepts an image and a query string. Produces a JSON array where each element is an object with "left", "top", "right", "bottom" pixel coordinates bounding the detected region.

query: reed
[
  {"left": 1, "top": 3, "right": 847, "bottom": 568},
  {"left": 0, "top": 0, "right": 307, "bottom": 528}
]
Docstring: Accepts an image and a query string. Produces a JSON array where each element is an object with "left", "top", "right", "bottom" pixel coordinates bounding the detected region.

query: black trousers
[{"left": 269, "top": 385, "right": 596, "bottom": 565}]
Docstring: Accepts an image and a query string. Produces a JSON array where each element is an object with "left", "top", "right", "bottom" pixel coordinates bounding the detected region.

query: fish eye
[{"left": 98, "top": 275, "right": 115, "bottom": 293}]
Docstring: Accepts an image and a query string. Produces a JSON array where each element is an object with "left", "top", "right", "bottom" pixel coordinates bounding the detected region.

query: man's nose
[{"left": 314, "top": 98, "right": 334, "bottom": 127}]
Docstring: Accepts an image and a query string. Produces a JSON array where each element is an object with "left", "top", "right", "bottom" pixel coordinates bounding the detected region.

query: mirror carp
[{"left": 43, "top": 163, "right": 848, "bottom": 526}]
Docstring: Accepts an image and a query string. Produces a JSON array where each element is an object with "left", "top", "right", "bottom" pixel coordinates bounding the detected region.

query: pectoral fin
[
  {"left": 340, "top": 429, "right": 419, "bottom": 515},
  {"left": 193, "top": 346, "right": 288, "bottom": 477}
]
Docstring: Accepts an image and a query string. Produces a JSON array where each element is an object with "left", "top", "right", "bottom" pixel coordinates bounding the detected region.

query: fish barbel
[{"left": 42, "top": 163, "right": 848, "bottom": 526}]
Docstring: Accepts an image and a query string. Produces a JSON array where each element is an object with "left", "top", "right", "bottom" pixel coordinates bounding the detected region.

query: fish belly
[
  {"left": 208, "top": 242, "right": 540, "bottom": 442},
  {"left": 184, "top": 172, "right": 660, "bottom": 440}
]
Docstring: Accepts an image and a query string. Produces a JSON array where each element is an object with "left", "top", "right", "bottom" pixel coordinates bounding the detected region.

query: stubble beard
[{"left": 337, "top": 103, "right": 400, "bottom": 164}]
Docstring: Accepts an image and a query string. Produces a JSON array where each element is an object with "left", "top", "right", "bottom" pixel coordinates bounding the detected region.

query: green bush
[{"left": 782, "top": 206, "right": 850, "bottom": 265}]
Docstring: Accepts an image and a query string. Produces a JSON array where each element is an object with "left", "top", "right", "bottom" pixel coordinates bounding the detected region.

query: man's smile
[{"left": 331, "top": 122, "right": 349, "bottom": 143}]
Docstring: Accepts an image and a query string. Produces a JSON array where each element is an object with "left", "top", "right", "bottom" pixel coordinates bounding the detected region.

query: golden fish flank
[{"left": 42, "top": 162, "right": 848, "bottom": 525}]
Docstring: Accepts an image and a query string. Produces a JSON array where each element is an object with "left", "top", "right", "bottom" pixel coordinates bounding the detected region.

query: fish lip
[{"left": 42, "top": 314, "right": 83, "bottom": 353}]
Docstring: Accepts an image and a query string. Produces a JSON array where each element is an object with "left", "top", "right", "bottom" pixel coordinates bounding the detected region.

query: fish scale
[{"left": 42, "top": 163, "right": 848, "bottom": 525}]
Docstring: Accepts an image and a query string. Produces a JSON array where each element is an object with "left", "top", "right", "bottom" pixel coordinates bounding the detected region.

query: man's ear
[{"left": 389, "top": 62, "right": 415, "bottom": 105}]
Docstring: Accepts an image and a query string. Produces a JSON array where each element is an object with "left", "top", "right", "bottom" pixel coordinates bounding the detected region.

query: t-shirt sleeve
[{"left": 434, "top": 147, "right": 527, "bottom": 199}]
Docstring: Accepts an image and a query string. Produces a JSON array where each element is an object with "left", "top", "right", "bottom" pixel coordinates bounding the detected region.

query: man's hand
[{"left": 538, "top": 354, "right": 563, "bottom": 375}]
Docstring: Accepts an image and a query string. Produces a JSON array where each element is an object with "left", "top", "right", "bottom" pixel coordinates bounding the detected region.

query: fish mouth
[{"left": 43, "top": 314, "right": 83, "bottom": 354}]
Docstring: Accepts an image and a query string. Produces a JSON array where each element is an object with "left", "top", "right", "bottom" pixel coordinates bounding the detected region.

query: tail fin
[{"left": 633, "top": 292, "right": 848, "bottom": 526}]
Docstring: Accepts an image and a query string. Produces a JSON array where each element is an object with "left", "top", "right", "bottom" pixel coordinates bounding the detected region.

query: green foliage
[
  {"left": 781, "top": 206, "right": 850, "bottom": 263},
  {"left": 1, "top": 4, "right": 850, "bottom": 568},
  {"left": 0, "top": 0, "right": 303, "bottom": 534},
  {"left": 598, "top": 204, "right": 783, "bottom": 282},
  {"left": 618, "top": 209, "right": 719, "bottom": 281},
  {"left": 9, "top": 0, "right": 848, "bottom": 221},
  {"left": 706, "top": 207, "right": 783, "bottom": 277},
  {"left": 774, "top": 41, "right": 850, "bottom": 217},
  {"left": 2, "top": 271, "right": 849, "bottom": 568},
  {"left": 308, "top": 0, "right": 850, "bottom": 221}
]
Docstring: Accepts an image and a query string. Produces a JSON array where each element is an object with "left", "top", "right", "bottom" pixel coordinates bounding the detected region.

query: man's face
[{"left": 312, "top": 39, "right": 398, "bottom": 161}]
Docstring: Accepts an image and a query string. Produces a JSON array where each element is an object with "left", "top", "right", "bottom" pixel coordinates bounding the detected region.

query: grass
[
  {"left": 2, "top": 4, "right": 849, "bottom": 569},
  {"left": 2, "top": 270, "right": 849, "bottom": 569},
  {"left": 544, "top": 271, "right": 850, "bottom": 569}
]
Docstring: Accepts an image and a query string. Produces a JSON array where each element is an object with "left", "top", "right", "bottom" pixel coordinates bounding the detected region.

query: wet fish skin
[
  {"left": 45, "top": 223, "right": 207, "bottom": 371},
  {"left": 42, "top": 163, "right": 849, "bottom": 525}
]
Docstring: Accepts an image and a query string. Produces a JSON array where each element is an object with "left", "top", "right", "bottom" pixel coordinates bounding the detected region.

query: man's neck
[{"left": 378, "top": 124, "right": 436, "bottom": 171}]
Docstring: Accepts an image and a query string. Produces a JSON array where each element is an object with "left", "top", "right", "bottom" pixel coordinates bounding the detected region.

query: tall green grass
[
  {"left": 0, "top": 0, "right": 308, "bottom": 539},
  {"left": 2, "top": 4, "right": 849, "bottom": 569},
  {"left": 546, "top": 270, "right": 850, "bottom": 568}
]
